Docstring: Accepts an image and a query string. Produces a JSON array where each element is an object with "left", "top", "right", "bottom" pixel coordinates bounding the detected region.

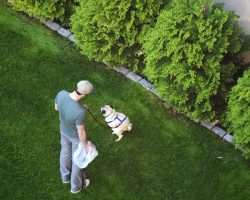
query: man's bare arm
[{"left": 76, "top": 124, "right": 88, "bottom": 147}]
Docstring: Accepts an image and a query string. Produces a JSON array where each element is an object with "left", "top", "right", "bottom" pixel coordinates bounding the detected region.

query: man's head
[{"left": 76, "top": 80, "right": 94, "bottom": 96}]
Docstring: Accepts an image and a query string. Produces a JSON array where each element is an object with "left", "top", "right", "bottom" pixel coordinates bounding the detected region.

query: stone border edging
[
  {"left": 200, "top": 122, "right": 234, "bottom": 144},
  {"left": 113, "top": 66, "right": 159, "bottom": 95},
  {"left": 43, "top": 20, "right": 235, "bottom": 147},
  {"left": 44, "top": 20, "right": 75, "bottom": 42}
]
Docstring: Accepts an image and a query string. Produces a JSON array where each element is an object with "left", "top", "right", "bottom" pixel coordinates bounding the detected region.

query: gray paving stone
[
  {"left": 201, "top": 121, "right": 236, "bottom": 145},
  {"left": 200, "top": 121, "right": 214, "bottom": 130},
  {"left": 211, "top": 126, "right": 227, "bottom": 138},
  {"left": 150, "top": 86, "right": 159, "bottom": 96},
  {"left": 113, "top": 66, "right": 129, "bottom": 75},
  {"left": 126, "top": 71, "right": 142, "bottom": 82},
  {"left": 223, "top": 134, "right": 234, "bottom": 144},
  {"left": 68, "top": 34, "right": 75, "bottom": 43},
  {"left": 44, "top": 20, "right": 60, "bottom": 31},
  {"left": 139, "top": 79, "right": 153, "bottom": 90},
  {"left": 33, "top": 16, "right": 40, "bottom": 20},
  {"left": 57, "top": 27, "right": 72, "bottom": 38}
]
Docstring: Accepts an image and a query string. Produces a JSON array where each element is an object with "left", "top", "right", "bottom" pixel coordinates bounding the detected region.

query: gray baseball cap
[{"left": 76, "top": 80, "right": 94, "bottom": 95}]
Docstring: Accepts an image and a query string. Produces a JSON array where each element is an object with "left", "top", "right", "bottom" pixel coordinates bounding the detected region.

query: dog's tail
[{"left": 128, "top": 123, "right": 133, "bottom": 131}]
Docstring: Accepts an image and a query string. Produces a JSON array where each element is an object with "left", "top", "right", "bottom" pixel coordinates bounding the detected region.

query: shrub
[
  {"left": 8, "top": 0, "right": 77, "bottom": 26},
  {"left": 71, "top": 0, "right": 168, "bottom": 71},
  {"left": 141, "top": 0, "right": 241, "bottom": 121},
  {"left": 226, "top": 69, "right": 250, "bottom": 158}
]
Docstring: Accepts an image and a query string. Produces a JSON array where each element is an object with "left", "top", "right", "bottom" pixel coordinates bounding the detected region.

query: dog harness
[
  {"left": 104, "top": 112, "right": 112, "bottom": 118},
  {"left": 106, "top": 114, "right": 127, "bottom": 128}
]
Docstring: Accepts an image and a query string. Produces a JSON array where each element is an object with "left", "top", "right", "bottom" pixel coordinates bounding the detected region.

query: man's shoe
[
  {"left": 85, "top": 179, "right": 90, "bottom": 188},
  {"left": 63, "top": 180, "right": 69, "bottom": 184},
  {"left": 70, "top": 179, "right": 90, "bottom": 193},
  {"left": 70, "top": 189, "right": 81, "bottom": 194}
]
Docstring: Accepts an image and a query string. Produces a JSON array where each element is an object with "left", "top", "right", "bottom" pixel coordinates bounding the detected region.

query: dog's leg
[
  {"left": 114, "top": 130, "right": 123, "bottom": 141},
  {"left": 111, "top": 128, "right": 116, "bottom": 134},
  {"left": 115, "top": 134, "right": 123, "bottom": 142},
  {"left": 127, "top": 123, "right": 133, "bottom": 131}
]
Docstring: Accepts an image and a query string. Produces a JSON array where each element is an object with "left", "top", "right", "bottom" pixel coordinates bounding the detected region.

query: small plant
[{"left": 226, "top": 69, "right": 250, "bottom": 158}]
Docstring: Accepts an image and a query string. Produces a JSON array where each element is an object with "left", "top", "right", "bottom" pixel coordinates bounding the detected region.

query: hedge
[
  {"left": 8, "top": 0, "right": 77, "bottom": 26},
  {"left": 226, "top": 69, "right": 250, "bottom": 158},
  {"left": 141, "top": 0, "right": 241, "bottom": 122},
  {"left": 71, "top": 0, "right": 169, "bottom": 72}
]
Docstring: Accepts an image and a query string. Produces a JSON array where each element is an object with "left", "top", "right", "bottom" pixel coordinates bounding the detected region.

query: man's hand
[
  {"left": 83, "top": 143, "right": 89, "bottom": 153},
  {"left": 83, "top": 105, "right": 89, "bottom": 111}
]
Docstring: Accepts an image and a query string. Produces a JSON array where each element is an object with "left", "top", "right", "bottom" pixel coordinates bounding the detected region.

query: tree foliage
[
  {"left": 141, "top": 0, "right": 241, "bottom": 121},
  {"left": 226, "top": 69, "right": 250, "bottom": 158},
  {"left": 71, "top": 0, "right": 168, "bottom": 71},
  {"left": 8, "top": 0, "right": 77, "bottom": 25}
]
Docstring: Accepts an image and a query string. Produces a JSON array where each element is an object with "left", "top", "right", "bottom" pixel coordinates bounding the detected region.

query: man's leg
[
  {"left": 60, "top": 134, "right": 72, "bottom": 183},
  {"left": 70, "top": 138, "right": 86, "bottom": 193}
]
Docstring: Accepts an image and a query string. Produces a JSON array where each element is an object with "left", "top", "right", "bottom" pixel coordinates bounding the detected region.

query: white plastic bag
[{"left": 73, "top": 141, "right": 98, "bottom": 169}]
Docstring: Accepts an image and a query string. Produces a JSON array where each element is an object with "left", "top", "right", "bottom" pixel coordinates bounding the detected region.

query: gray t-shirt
[{"left": 55, "top": 90, "right": 86, "bottom": 138}]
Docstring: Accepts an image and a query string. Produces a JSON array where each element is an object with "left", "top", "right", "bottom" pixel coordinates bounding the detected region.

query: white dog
[{"left": 101, "top": 105, "right": 133, "bottom": 141}]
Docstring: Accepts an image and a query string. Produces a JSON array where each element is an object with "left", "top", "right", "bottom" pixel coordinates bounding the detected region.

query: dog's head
[{"left": 101, "top": 105, "right": 114, "bottom": 117}]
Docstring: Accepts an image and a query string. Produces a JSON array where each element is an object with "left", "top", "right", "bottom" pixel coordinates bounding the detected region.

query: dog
[{"left": 101, "top": 105, "right": 132, "bottom": 141}]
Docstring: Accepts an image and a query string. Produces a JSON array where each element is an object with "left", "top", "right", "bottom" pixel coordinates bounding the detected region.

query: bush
[
  {"left": 8, "top": 0, "right": 77, "bottom": 26},
  {"left": 71, "top": 0, "right": 168, "bottom": 71},
  {"left": 226, "top": 69, "right": 250, "bottom": 158},
  {"left": 141, "top": 0, "right": 241, "bottom": 121}
]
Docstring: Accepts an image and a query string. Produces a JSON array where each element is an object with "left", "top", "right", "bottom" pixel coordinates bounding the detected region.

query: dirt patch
[{"left": 240, "top": 51, "right": 250, "bottom": 64}]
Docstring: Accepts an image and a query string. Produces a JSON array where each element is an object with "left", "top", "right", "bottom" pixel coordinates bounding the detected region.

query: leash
[{"left": 85, "top": 107, "right": 109, "bottom": 129}]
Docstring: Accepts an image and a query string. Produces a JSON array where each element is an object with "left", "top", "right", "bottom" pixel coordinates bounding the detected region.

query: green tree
[
  {"left": 71, "top": 0, "right": 168, "bottom": 71},
  {"left": 8, "top": 0, "right": 77, "bottom": 26},
  {"left": 141, "top": 0, "right": 241, "bottom": 121},
  {"left": 226, "top": 69, "right": 250, "bottom": 158}
]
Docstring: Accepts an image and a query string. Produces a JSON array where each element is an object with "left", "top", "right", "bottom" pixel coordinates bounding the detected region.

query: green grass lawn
[{"left": 0, "top": 4, "right": 250, "bottom": 200}]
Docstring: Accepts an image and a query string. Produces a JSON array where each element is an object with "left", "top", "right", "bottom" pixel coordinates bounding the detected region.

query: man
[{"left": 55, "top": 80, "right": 94, "bottom": 194}]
